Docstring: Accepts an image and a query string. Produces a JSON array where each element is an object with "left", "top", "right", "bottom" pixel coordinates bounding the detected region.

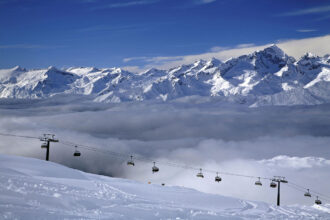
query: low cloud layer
[{"left": 0, "top": 98, "right": 329, "bottom": 205}]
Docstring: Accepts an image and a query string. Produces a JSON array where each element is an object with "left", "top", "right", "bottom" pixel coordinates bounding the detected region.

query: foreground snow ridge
[
  {"left": 1, "top": 45, "right": 330, "bottom": 107},
  {"left": 1, "top": 154, "right": 329, "bottom": 219}
]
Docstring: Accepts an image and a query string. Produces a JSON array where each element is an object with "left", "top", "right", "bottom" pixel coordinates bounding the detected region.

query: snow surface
[
  {"left": 0, "top": 45, "right": 330, "bottom": 107},
  {"left": 0, "top": 154, "right": 329, "bottom": 219}
]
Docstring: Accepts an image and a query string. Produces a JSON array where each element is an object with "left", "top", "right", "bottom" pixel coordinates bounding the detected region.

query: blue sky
[{"left": 0, "top": 0, "right": 329, "bottom": 69}]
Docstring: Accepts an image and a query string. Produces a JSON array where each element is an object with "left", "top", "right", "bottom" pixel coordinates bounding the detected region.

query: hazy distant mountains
[{"left": 1, "top": 45, "right": 329, "bottom": 107}]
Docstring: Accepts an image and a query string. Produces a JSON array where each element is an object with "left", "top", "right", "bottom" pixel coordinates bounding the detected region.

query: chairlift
[
  {"left": 73, "top": 146, "right": 81, "bottom": 157},
  {"left": 127, "top": 155, "right": 135, "bottom": 166},
  {"left": 41, "top": 142, "right": 48, "bottom": 149},
  {"left": 255, "top": 177, "right": 262, "bottom": 186},
  {"left": 215, "top": 172, "right": 222, "bottom": 182},
  {"left": 152, "top": 162, "right": 159, "bottom": 173},
  {"left": 196, "top": 168, "right": 204, "bottom": 178},
  {"left": 315, "top": 196, "right": 322, "bottom": 205},
  {"left": 304, "top": 189, "right": 311, "bottom": 197},
  {"left": 270, "top": 180, "right": 277, "bottom": 188}
]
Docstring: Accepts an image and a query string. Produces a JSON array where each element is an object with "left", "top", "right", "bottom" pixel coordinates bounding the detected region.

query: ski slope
[{"left": 1, "top": 154, "right": 329, "bottom": 219}]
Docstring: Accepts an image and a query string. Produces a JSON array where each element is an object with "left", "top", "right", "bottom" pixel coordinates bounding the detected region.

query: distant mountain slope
[
  {"left": 1, "top": 154, "right": 329, "bottom": 219},
  {"left": 0, "top": 45, "right": 329, "bottom": 107}
]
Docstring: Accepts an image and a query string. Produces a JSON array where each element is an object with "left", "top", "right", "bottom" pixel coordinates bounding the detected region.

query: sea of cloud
[{"left": 0, "top": 96, "right": 329, "bottom": 205}]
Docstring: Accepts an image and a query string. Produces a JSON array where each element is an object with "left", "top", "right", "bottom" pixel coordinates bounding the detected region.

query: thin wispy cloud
[
  {"left": 194, "top": 0, "right": 217, "bottom": 5},
  {"left": 123, "top": 56, "right": 149, "bottom": 63},
  {"left": 124, "top": 43, "right": 257, "bottom": 66},
  {"left": 77, "top": 24, "right": 147, "bottom": 33},
  {"left": 236, "top": 43, "right": 256, "bottom": 49},
  {"left": 122, "top": 34, "right": 330, "bottom": 72},
  {"left": 280, "top": 5, "right": 330, "bottom": 16},
  {"left": 0, "top": 44, "right": 65, "bottom": 49},
  {"left": 176, "top": 0, "right": 217, "bottom": 9},
  {"left": 123, "top": 55, "right": 182, "bottom": 65},
  {"left": 209, "top": 46, "right": 228, "bottom": 52},
  {"left": 80, "top": 0, "right": 97, "bottom": 2},
  {"left": 314, "top": 13, "right": 330, "bottom": 21},
  {"left": 296, "top": 29, "right": 317, "bottom": 33},
  {"left": 91, "top": 0, "right": 159, "bottom": 10}
]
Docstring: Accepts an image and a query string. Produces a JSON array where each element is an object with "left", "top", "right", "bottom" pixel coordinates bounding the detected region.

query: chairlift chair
[
  {"left": 127, "top": 155, "right": 135, "bottom": 166},
  {"left": 270, "top": 180, "right": 277, "bottom": 188},
  {"left": 41, "top": 142, "right": 48, "bottom": 149},
  {"left": 73, "top": 146, "right": 81, "bottom": 157},
  {"left": 255, "top": 177, "right": 262, "bottom": 186},
  {"left": 152, "top": 162, "right": 159, "bottom": 173},
  {"left": 196, "top": 168, "right": 204, "bottom": 178},
  {"left": 315, "top": 196, "right": 322, "bottom": 205},
  {"left": 304, "top": 189, "right": 311, "bottom": 197},
  {"left": 215, "top": 172, "right": 222, "bottom": 182}
]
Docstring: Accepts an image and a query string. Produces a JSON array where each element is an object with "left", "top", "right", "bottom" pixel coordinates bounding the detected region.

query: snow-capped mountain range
[{"left": 1, "top": 45, "right": 329, "bottom": 107}]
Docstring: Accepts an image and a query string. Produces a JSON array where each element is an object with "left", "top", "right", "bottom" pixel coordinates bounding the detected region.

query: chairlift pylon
[
  {"left": 196, "top": 168, "right": 204, "bottom": 178},
  {"left": 73, "top": 146, "right": 81, "bottom": 157},
  {"left": 215, "top": 172, "right": 222, "bottom": 182},
  {"left": 152, "top": 162, "right": 159, "bottom": 173},
  {"left": 255, "top": 177, "right": 262, "bottom": 186},
  {"left": 127, "top": 155, "right": 135, "bottom": 166}
]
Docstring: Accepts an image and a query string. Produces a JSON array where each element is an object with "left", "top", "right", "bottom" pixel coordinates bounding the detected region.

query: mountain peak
[
  {"left": 253, "top": 44, "right": 296, "bottom": 64},
  {"left": 262, "top": 44, "right": 286, "bottom": 59},
  {"left": 208, "top": 57, "right": 222, "bottom": 65},
  {"left": 143, "top": 67, "right": 158, "bottom": 73},
  {"left": 201, "top": 57, "right": 222, "bottom": 70},
  {"left": 140, "top": 67, "right": 163, "bottom": 76},
  {"left": 44, "top": 66, "right": 75, "bottom": 77},
  {"left": 268, "top": 44, "right": 281, "bottom": 50},
  {"left": 47, "top": 66, "right": 58, "bottom": 71},
  {"left": 87, "top": 67, "right": 100, "bottom": 73},
  {"left": 193, "top": 59, "right": 207, "bottom": 67},
  {"left": 302, "top": 52, "right": 317, "bottom": 59},
  {"left": 11, "top": 65, "right": 26, "bottom": 72}
]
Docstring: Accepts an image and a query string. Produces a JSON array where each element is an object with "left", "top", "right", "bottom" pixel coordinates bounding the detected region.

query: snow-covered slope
[
  {"left": 1, "top": 154, "right": 329, "bottom": 219},
  {"left": 0, "top": 45, "right": 329, "bottom": 107}
]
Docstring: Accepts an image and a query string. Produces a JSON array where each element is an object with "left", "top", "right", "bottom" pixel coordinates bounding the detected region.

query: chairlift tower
[
  {"left": 40, "top": 134, "right": 59, "bottom": 161},
  {"left": 272, "top": 176, "right": 288, "bottom": 206}
]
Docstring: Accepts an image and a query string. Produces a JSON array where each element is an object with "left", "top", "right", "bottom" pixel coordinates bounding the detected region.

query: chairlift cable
[
  {"left": 288, "top": 182, "right": 330, "bottom": 200},
  {"left": 0, "top": 132, "right": 39, "bottom": 140},
  {"left": 61, "top": 139, "right": 273, "bottom": 180},
  {"left": 286, "top": 184, "right": 330, "bottom": 203}
]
